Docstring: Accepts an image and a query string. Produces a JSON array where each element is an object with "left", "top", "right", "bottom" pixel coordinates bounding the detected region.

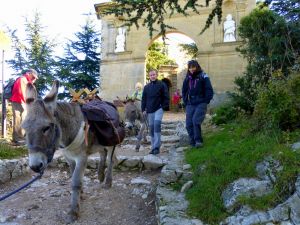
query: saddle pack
[{"left": 81, "top": 99, "right": 125, "bottom": 146}]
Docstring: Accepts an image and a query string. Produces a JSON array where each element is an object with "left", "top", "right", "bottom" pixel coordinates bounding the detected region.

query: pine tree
[
  {"left": 57, "top": 18, "right": 101, "bottom": 99},
  {"left": 270, "top": 0, "right": 300, "bottom": 22},
  {"left": 7, "top": 12, "right": 57, "bottom": 95}
]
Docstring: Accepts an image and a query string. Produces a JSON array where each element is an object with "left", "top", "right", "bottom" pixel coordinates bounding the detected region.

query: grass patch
[
  {"left": 184, "top": 118, "right": 300, "bottom": 224},
  {"left": 0, "top": 143, "right": 28, "bottom": 159}
]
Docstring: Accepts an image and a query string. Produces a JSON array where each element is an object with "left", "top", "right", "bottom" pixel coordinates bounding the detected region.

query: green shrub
[
  {"left": 254, "top": 73, "right": 300, "bottom": 130},
  {"left": 212, "top": 103, "right": 239, "bottom": 125}
]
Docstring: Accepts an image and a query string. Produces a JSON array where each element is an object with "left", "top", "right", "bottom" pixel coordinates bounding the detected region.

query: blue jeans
[
  {"left": 185, "top": 103, "right": 207, "bottom": 145},
  {"left": 147, "top": 108, "right": 163, "bottom": 151}
]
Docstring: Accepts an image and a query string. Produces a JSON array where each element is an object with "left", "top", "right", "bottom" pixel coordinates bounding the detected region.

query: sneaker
[
  {"left": 152, "top": 149, "right": 160, "bottom": 155},
  {"left": 149, "top": 149, "right": 154, "bottom": 154},
  {"left": 195, "top": 142, "right": 203, "bottom": 148}
]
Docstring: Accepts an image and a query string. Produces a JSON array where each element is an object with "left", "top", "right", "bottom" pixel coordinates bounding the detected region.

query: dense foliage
[
  {"left": 230, "top": 5, "right": 299, "bottom": 113},
  {"left": 101, "top": 0, "right": 223, "bottom": 38},
  {"left": 56, "top": 18, "right": 101, "bottom": 99},
  {"left": 178, "top": 43, "right": 198, "bottom": 59},
  {"left": 145, "top": 41, "right": 175, "bottom": 75},
  {"left": 254, "top": 73, "right": 300, "bottom": 130}
]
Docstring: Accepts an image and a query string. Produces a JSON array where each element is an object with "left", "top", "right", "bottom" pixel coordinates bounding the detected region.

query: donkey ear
[
  {"left": 44, "top": 80, "right": 59, "bottom": 102},
  {"left": 26, "top": 83, "right": 37, "bottom": 104},
  {"left": 44, "top": 80, "right": 59, "bottom": 113}
]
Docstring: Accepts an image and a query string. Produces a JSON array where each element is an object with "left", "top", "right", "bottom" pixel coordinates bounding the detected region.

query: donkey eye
[{"left": 42, "top": 126, "right": 51, "bottom": 134}]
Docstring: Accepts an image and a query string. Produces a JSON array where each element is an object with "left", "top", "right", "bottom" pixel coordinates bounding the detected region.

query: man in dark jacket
[
  {"left": 182, "top": 60, "right": 213, "bottom": 147},
  {"left": 142, "top": 69, "right": 169, "bottom": 155}
]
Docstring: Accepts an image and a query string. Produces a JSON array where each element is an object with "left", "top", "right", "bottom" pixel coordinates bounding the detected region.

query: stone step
[
  {"left": 161, "top": 120, "right": 184, "bottom": 125},
  {"left": 161, "top": 129, "right": 177, "bottom": 135},
  {"left": 124, "top": 135, "right": 180, "bottom": 145},
  {"left": 161, "top": 123, "right": 178, "bottom": 129}
]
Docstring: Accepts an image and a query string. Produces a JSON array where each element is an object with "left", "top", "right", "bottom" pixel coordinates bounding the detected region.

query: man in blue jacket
[
  {"left": 142, "top": 69, "right": 170, "bottom": 155},
  {"left": 182, "top": 60, "right": 214, "bottom": 148}
]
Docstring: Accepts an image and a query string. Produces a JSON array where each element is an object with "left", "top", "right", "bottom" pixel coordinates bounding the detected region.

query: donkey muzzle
[{"left": 29, "top": 152, "right": 48, "bottom": 173}]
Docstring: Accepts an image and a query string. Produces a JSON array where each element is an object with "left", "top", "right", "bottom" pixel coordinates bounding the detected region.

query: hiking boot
[
  {"left": 195, "top": 142, "right": 203, "bottom": 148},
  {"left": 189, "top": 142, "right": 196, "bottom": 147}
]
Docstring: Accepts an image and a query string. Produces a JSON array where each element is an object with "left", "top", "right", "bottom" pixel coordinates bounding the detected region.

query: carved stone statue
[
  {"left": 115, "top": 27, "right": 126, "bottom": 52},
  {"left": 224, "top": 14, "right": 236, "bottom": 42}
]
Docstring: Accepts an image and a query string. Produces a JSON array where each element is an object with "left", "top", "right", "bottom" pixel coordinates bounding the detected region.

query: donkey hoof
[
  {"left": 101, "top": 182, "right": 112, "bottom": 189},
  {"left": 98, "top": 175, "right": 105, "bottom": 183},
  {"left": 135, "top": 147, "right": 140, "bottom": 152},
  {"left": 66, "top": 211, "right": 79, "bottom": 224}
]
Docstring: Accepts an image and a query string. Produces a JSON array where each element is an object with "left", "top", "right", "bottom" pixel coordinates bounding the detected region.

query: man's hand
[{"left": 143, "top": 111, "right": 147, "bottom": 116}]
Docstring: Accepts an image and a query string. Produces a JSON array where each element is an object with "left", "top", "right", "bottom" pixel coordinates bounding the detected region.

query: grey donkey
[
  {"left": 22, "top": 81, "right": 116, "bottom": 223},
  {"left": 123, "top": 99, "right": 147, "bottom": 151}
]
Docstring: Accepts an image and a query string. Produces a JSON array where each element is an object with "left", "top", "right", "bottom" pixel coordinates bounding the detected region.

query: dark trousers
[{"left": 185, "top": 103, "right": 207, "bottom": 145}]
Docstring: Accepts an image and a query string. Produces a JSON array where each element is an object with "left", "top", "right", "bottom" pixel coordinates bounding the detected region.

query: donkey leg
[
  {"left": 98, "top": 146, "right": 107, "bottom": 183},
  {"left": 103, "top": 146, "right": 115, "bottom": 189},
  {"left": 136, "top": 123, "right": 146, "bottom": 151},
  {"left": 67, "top": 156, "right": 87, "bottom": 223},
  {"left": 142, "top": 123, "right": 148, "bottom": 143},
  {"left": 64, "top": 154, "right": 76, "bottom": 178},
  {"left": 68, "top": 160, "right": 76, "bottom": 177}
]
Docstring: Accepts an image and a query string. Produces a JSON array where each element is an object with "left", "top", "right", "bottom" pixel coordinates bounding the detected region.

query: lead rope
[{"left": 0, "top": 171, "right": 44, "bottom": 201}]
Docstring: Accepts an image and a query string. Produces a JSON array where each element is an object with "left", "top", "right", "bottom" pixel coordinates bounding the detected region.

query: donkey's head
[
  {"left": 22, "top": 81, "right": 61, "bottom": 173},
  {"left": 123, "top": 99, "right": 141, "bottom": 135}
]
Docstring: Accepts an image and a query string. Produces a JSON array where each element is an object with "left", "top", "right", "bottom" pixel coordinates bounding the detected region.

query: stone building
[{"left": 94, "top": 0, "right": 256, "bottom": 105}]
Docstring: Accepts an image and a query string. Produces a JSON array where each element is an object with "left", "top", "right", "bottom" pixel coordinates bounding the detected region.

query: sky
[
  {"left": 0, "top": 0, "right": 103, "bottom": 43},
  {"left": 0, "top": 0, "right": 104, "bottom": 81}
]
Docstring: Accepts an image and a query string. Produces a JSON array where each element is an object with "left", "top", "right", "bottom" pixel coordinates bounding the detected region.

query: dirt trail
[{"left": 0, "top": 167, "right": 159, "bottom": 225}]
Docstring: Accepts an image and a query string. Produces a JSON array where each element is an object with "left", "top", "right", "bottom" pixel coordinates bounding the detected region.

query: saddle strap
[
  {"left": 84, "top": 122, "right": 90, "bottom": 146},
  {"left": 62, "top": 122, "right": 85, "bottom": 151},
  {"left": 102, "top": 109, "right": 122, "bottom": 144}
]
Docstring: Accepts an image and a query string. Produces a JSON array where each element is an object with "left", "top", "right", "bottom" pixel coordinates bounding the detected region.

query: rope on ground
[{"left": 0, "top": 171, "right": 44, "bottom": 201}]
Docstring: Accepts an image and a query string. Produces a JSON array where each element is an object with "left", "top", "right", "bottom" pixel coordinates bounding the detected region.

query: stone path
[{"left": 0, "top": 112, "right": 185, "bottom": 225}]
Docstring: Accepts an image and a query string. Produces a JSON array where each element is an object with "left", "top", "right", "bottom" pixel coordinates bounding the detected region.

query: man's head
[
  {"left": 149, "top": 69, "right": 158, "bottom": 82},
  {"left": 25, "top": 69, "right": 38, "bottom": 83}
]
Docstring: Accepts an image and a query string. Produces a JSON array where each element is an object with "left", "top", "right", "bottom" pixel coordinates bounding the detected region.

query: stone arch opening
[{"left": 145, "top": 32, "right": 197, "bottom": 110}]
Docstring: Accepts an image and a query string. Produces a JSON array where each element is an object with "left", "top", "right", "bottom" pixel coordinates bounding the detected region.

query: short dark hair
[{"left": 148, "top": 69, "right": 158, "bottom": 74}]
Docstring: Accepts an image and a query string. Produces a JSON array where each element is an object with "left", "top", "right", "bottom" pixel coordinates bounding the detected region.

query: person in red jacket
[{"left": 10, "top": 69, "right": 38, "bottom": 145}]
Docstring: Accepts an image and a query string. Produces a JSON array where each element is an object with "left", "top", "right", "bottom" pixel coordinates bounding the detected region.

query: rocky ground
[
  {"left": 0, "top": 167, "right": 159, "bottom": 225},
  {"left": 0, "top": 112, "right": 185, "bottom": 225}
]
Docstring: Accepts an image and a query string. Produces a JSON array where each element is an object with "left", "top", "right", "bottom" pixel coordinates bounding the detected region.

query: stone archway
[{"left": 94, "top": 0, "right": 256, "bottom": 101}]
